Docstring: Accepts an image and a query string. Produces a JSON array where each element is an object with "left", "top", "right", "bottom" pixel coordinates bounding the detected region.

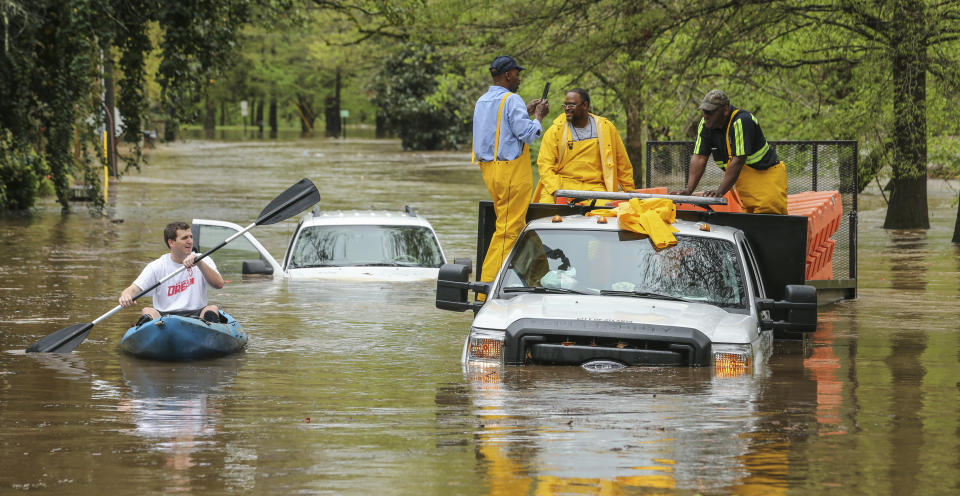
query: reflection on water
[
  {"left": 117, "top": 355, "right": 246, "bottom": 492},
  {"left": 1, "top": 139, "right": 959, "bottom": 494},
  {"left": 462, "top": 365, "right": 807, "bottom": 494},
  {"left": 887, "top": 230, "right": 929, "bottom": 292}
]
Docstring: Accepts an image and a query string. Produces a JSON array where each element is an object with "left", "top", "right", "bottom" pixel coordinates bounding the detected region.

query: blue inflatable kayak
[{"left": 120, "top": 311, "right": 247, "bottom": 361}]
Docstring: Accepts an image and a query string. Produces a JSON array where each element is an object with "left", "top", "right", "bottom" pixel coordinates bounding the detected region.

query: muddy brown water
[{"left": 2, "top": 138, "right": 959, "bottom": 495}]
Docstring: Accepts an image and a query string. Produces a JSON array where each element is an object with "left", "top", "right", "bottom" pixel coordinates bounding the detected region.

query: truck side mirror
[
  {"left": 757, "top": 284, "right": 817, "bottom": 333},
  {"left": 436, "top": 262, "right": 488, "bottom": 312}
]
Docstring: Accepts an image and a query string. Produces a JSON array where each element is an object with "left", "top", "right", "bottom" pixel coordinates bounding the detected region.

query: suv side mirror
[
  {"left": 242, "top": 259, "right": 274, "bottom": 275},
  {"left": 757, "top": 284, "right": 817, "bottom": 333},
  {"left": 436, "top": 262, "right": 489, "bottom": 312}
]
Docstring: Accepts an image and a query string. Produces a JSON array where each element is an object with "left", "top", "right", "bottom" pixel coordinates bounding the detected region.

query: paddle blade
[
  {"left": 26, "top": 323, "right": 94, "bottom": 353},
  {"left": 255, "top": 178, "right": 320, "bottom": 226}
]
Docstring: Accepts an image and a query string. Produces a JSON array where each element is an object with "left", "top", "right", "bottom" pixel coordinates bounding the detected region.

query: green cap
[{"left": 698, "top": 89, "right": 730, "bottom": 111}]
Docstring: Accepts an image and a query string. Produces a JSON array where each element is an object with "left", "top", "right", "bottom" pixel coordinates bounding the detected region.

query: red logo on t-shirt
[{"left": 167, "top": 277, "right": 195, "bottom": 297}]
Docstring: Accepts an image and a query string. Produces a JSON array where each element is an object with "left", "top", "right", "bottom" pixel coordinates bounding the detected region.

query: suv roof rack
[{"left": 552, "top": 189, "right": 728, "bottom": 207}]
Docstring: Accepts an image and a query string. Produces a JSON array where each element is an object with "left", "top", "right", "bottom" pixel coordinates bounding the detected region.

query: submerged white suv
[
  {"left": 193, "top": 206, "right": 446, "bottom": 281},
  {"left": 436, "top": 194, "right": 817, "bottom": 373}
]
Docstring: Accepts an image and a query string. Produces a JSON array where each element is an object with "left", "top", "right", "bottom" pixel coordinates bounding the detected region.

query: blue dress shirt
[{"left": 472, "top": 86, "right": 543, "bottom": 162}]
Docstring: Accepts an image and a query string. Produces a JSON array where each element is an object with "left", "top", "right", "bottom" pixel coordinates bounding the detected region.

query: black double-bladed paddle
[{"left": 25, "top": 178, "right": 320, "bottom": 353}]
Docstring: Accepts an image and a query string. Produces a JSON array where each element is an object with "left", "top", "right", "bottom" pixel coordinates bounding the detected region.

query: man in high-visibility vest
[
  {"left": 533, "top": 88, "right": 634, "bottom": 203},
  {"left": 472, "top": 55, "right": 549, "bottom": 282},
  {"left": 672, "top": 89, "right": 788, "bottom": 214}
]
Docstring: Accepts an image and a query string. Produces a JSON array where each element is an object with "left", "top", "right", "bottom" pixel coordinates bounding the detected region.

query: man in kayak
[
  {"left": 534, "top": 88, "right": 634, "bottom": 203},
  {"left": 119, "top": 221, "right": 225, "bottom": 325}
]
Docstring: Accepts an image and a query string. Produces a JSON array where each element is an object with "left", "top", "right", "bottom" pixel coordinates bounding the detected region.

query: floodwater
[{"left": 2, "top": 138, "right": 959, "bottom": 495}]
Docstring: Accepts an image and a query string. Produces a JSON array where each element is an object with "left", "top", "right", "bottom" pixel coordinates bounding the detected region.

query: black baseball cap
[{"left": 489, "top": 55, "right": 525, "bottom": 76}]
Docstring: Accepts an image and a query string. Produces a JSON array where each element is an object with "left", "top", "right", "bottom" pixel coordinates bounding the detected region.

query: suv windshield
[
  {"left": 289, "top": 225, "right": 443, "bottom": 268},
  {"left": 500, "top": 229, "right": 746, "bottom": 308}
]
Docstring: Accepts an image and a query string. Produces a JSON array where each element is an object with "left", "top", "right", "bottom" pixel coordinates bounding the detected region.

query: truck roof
[
  {"left": 301, "top": 209, "right": 435, "bottom": 228},
  {"left": 524, "top": 214, "right": 741, "bottom": 242}
]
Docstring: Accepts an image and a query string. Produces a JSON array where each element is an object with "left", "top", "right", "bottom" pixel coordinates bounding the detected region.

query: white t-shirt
[{"left": 133, "top": 254, "right": 219, "bottom": 312}]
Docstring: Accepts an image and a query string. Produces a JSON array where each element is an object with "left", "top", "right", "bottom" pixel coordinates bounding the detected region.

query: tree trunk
[
  {"left": 268, "top": 98, "right": 278, "bottom": 139},
  {"left": 203, "top": 94, "right": 216, "bottom": 139},
  {"left": 296, "top": 94, "right": 316, "bottom": 137},
  {"left": 256, "top": 101, "right": 264, "bottom": 138},
  {"left": 953, "top": 191, "right": 960, "bottom": 242},
  {"left": 623, "top": 92, "right": 645, "bottom": 189},
  {"left": 883, "top": 0, "right": 929, "bottom": 229},
  {"left": 164, "top": 100, "right": 178, "bottom": 142},
  {"left": 375, "top": 111, "right": 391, "bottom": 138},
  {"left": 220, "top": 100, "right": 226, "bottom": 127},
  {"left": 103, "top": 53, "right": 117, "bottom": 177},
  {"left": 621, "top": 1, "right": 647, "bottom": 189},
  {"left": 325, "top": 69, "right": 342, "bottom": 138}
]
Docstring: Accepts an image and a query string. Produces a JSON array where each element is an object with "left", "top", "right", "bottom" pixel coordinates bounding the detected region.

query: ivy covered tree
[{"left": 0, "top": 0, "right": 250, "bottom": 213}]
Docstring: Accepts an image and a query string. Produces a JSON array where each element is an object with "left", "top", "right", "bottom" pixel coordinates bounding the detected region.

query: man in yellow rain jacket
[
  {"left": 672, "top": 89, "right": 788, "bottom": 214},
  {"left": 534, "top": 88, "right": 634, "bottom": 203},
  {"left": 473, "top": 55, "right": 549, "bottom": 283}
]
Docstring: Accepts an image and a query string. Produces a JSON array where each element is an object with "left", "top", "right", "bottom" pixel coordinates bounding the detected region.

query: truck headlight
[
  {"left": 466, "top": 327, "right": 505, "bottom": 363},
  {"left": 713, "top": 343, "right": 753, "bottom": 376}
]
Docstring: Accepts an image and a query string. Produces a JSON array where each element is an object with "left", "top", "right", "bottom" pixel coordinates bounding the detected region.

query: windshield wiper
[
  {"left": 599, "top": 290, "right": 692, "bottom": 303},
  {"left": 503, "top": 286, "right": 590, "bottom": 295}
]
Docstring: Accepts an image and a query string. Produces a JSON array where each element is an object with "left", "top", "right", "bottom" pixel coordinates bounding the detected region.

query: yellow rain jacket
[{"left": 534, "top": 113, "right": 634, "bottom": 203}]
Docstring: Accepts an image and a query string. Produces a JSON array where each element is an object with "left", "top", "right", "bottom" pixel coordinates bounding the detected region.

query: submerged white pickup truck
[{"left": 436, "top": 192, "right": 817, "bottom": 373}]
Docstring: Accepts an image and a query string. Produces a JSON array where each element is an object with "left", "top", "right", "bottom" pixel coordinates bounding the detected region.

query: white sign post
[{"left": 241, "top": 100, "right": 248, "bottom": 137}]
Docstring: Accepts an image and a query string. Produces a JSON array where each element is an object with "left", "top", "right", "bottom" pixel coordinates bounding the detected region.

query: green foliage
[
  {"left": 928, "top": 136, "right": 960, "bottom": 180},
  {"left": 158, "top": 1, "right": 251, "bottom": 123},
  {"left": 0, "top": 0, "right": 251, "bottom": 212},
  {"left": 405, "top": 0, "right": 958, "bottom": 227},
  {"left": 371, "top": 43, "right": 471, "bottom": 150},
  {"left": 0, "top": 130, "right": 46, "bottom": 211}
]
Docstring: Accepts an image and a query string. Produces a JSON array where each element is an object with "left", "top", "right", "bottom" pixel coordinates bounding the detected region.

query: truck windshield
[
  {"left": 501, "top": 229, "right": 746, "bottom": 308},
  {"left": 289, "top": 225, "right": 444, "bottom": 268}
]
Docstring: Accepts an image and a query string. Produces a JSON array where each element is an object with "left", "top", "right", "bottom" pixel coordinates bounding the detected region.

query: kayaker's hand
[
  {"left": 119, "top": 285, "right": 138, "bottom": 307},
  {"left": 183, "top": 253, "right": 198, "bottom": 268}
]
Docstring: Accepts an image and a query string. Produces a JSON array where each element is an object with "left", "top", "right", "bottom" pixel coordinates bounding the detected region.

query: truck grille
[{"left": 503, "top": 318, "right": 712, "bottom": 367}]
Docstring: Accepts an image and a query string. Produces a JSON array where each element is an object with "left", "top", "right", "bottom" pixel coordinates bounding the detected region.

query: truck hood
[
  {"left": 286, "top": 266, "right": 439, "bottom": 281},
  {"left": 472, "top": 293, "right": 758, "bottom": 344}
]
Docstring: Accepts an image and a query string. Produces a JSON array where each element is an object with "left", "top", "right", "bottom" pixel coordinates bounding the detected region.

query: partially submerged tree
[{"left": 749, "top": 0, "right": 960, "bottom": 229}]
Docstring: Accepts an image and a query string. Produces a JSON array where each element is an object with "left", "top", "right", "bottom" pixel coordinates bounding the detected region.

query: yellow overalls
[
  {"left": 478, "top": 93, "right": 533, "bottom": 282},
  {"left": 725, "top": 110, "right": 788, "bottom": 214}
]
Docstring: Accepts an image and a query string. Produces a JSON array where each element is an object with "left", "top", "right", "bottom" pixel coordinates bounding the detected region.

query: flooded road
[{"left": 2, "top": 138, "right": 959, "bottom": 495}]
